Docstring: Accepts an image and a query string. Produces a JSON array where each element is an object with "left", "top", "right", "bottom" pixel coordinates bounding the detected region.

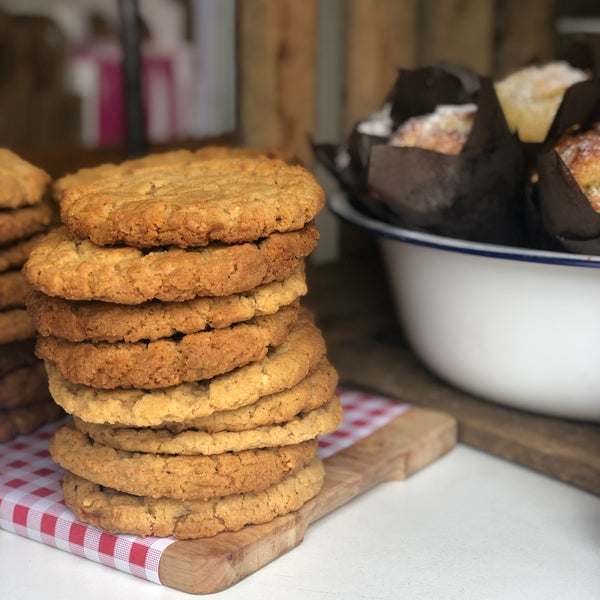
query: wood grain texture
[
  {"left": 158, "top": 407, "right": 456, "bottom": 594},
  {"left": 494, "top": 0, "right": 556, "bottom": 78},
  {"left": 418, "top": 0, "right": 495, "bottom": 75},
  {"left": 236, "top": 0, "right": 318, "bottom": 166},
  {"left": 344, "top": 0, "right": 418, "bottom": 131}
]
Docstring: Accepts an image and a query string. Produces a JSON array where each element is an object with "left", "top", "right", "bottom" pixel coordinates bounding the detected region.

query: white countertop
[{"left": 1, "top": 444, "right": 598, "bottom": 599}]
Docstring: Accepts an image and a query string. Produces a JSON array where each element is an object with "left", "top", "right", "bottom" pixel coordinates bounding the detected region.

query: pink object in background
[{"left": 70, "top": 44, "right": 178, "bottom": 147}]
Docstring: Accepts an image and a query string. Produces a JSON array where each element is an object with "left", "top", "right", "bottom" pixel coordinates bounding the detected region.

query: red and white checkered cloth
[{"left": 0, "top": 388, "right": 411, "bottom": 585}]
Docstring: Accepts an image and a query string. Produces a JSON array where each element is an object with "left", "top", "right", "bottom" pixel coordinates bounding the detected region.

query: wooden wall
[{"left": 236, "top": 0, "right": 560, "bottom": 164}]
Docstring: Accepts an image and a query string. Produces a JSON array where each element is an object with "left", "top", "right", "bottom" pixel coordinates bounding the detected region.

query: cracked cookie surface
[
  {"left": 26, "top": 263, "right": 306, "bottom": 342},
  {"left": 23, "top": 224, "right": 318, "bottom": 304},
  {"left": 36, "top": 303, "right": 299, "bottom": 389},
  {"left": 45, "top": 313, "right": 328, "bottom": 426},
  {"left": 60, "top": 457, "right": 324, "bottom": 539},
  {"left": 56, "top": 152, "right": 323, "bottom": 248},
  {"left": 50, "top": 421, "right": 318, "bottom": 500}
]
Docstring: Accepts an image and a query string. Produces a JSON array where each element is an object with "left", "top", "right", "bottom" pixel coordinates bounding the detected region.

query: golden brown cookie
[
  {"left": 0, "top": 398, "right": 64, "bottom": 443},
  {"left": 26, "top": 263, "right": 306, "bottom": 343},
  {"left": 56, "top": 154, "right": 323, "bottom": 248},
  {"left": 52, "top": 146, "right": 301, "bottom": 202},
  {"left": 50, "top": 421, "right": 318, "bottom": 500},
  {"left": 0, "top": 309, "right": 35, "bottom": 344},
  {"left": 0, "top": 361, "right": 50, "bottom": 409},
  {"left": 45, "top": 313, "right": 328, "bottom": 426},
  {"left": 0, "top": 338, "right": 38, "bottom": 377},
  {"left": 75, "top": 395, "right": 342, "bottom": 455},
  {"left": 36, "top": 303, "right": 298, "bottom": 389},
  {"left": 0, "top": 270, "right": 27, "bottom": 310},
  {"left": 23, "top": 224, "right": 318, "bottom": 304},
  {"left": 0, "top": 200, "right": 54, "bottom": 246},
  {"left": 0, "top": 234, "right": 42, "bottom": 273},
  {"left": 0, "top": 148, "right": 51, "bottom": 209},
  {"left": 60, "top": 457, "right": 324, "bottom": 539},
  {"left": 154, "top": 357, "right": 338, "bottom": 434}
]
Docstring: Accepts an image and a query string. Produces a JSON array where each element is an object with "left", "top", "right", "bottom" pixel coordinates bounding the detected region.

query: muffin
[{"left": 495, "top": 61, "right": 589, "bottom": 143}]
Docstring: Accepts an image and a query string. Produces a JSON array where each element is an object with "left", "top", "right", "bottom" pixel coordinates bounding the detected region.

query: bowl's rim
[{"left": 328, "top": 192, "right": 600, "bottom": 268}]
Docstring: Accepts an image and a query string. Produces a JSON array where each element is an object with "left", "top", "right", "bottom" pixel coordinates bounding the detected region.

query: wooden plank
[
  {"left": 344, "top": 0, "right": 418, "bottom": 131},
  {"left": 158, "top": 407, "right": 457, "bottom": 594},
  {"left": 418, "top": 0, "right": 495, "bottom": 76},
  {"left": 494, "top": 0, "right": 556, "bottom": 78},
  {"left": 236, "top": 0, "right": 318, "bottom": 166}
]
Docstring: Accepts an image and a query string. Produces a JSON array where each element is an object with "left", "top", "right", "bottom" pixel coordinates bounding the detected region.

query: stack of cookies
[
  {"left": 0, "top": 149, "right": 62, "bottom": 442},
  {"left": 23, "top": 148, "right": 342, "bottom": 539}
]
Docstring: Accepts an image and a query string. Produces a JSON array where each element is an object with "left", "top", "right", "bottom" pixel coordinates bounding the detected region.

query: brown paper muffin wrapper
[{"left": 314, "top": 64, "right": 528, "bottom": 247}]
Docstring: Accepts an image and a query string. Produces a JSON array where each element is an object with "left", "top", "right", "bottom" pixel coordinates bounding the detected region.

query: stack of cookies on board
[
  {"left": 23, "top": 148, "right": 342, "bottom": 539},
  {"left": 0, "top": 149, "right": 62, "bottom": 442}
]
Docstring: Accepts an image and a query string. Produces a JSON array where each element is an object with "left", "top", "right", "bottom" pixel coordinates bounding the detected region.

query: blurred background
[{"left": 1, "top": 0, "right": 600, "bottom": 261}]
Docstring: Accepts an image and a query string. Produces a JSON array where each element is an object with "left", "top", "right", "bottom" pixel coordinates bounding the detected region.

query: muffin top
[
  {"left": 495, "top": 61, "right": 589, "bottom": 143},
  {"left": 389, "top": 103, "right": 476, "bottom": 155}
]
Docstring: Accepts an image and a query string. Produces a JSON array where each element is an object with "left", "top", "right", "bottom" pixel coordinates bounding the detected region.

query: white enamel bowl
[{"left": 329, "top": 193, "right": 600, "bottom": 421}]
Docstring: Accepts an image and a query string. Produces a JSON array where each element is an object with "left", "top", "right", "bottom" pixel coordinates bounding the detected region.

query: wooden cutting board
[{"left": 157, "top": 406, "right": 456, "bottom": 594}]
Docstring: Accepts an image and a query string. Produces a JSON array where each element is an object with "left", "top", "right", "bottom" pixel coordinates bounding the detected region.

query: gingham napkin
[{"left": 0, "top": 388, "right": 411, "bottom": 585}]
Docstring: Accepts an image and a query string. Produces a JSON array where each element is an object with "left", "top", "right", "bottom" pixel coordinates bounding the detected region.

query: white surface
[{"left": 1, "top": 444, "right": 598, "bottom": 599}]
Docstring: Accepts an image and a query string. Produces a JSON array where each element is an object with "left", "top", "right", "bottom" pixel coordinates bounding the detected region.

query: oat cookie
[
  {"left": 57, "top": 154, "right": 323, "bottom": 248},
  {"left": 0, "top": 234, "right": 42, "bottom": 272},
  {"left": 26, "top": 263, "right": 306, "bottom": 343},
  {"left": 50, "top": 421, "right": 318, "bottom": 500},
  {"left": 52, "top": 146, "right": 300, "bottom": 202},
  {"left": 0, "top": 362, "right": 50, "bottom": 409},
  {"left": 0, "top": 200, "right": 54, "bottom": 246},
  {"left": 36, "top": 303, "right": 298, "bottom": 389},
  {"left": 75, "top": 395, "right": 342, "bottom": 455},
  {"left": 0, "top": 338, "right": 38, "bottom": 377},
  {"left": 60, "top": 457, "right": 324, "bottom": 539},
  {"left": 0, "top": 399, "right": 64, "bottom": 443},
  {"left": 0, "top": 270, "right": 27, "bottom": 310},
  {"left": 155, "top": 357, "right": 338, "bottom": 434},
  {"left": 46, "top": 313, "right": 328, "bottom": 426},
  {"left": 0, "top": 149, "right": 51, "bottom": 209},
  {"left": 0, "top": 309, "right": 35, "bottom": 344},
  {"left": 23, "top": 223, "right": 318, "bottom": 304}
]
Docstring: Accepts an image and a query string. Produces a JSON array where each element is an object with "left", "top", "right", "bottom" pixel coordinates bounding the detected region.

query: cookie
[
  {"left": 0, "top": 200, "right": 54, "bottom": 246},
  {"left": 49, "top": 421, "right": 318, "bottom": 500},
  {"left": 26, "top": 263, "right": 306, "bottom": 343},
  {"left": 52, "top": 146, "right": 301, "bottom": 202},
  {"left": 56, "top": 153, "right": 323, "bottom": 248},
  {"left": 36, "top": 303, "right": 298, "bottom": 389},
  {"left": 0, "top": 338, "right": 38, "bottom": 377},
  {"left": 45, "top": 313, "right": 327, "bottom": 426},
  {"left": 60, "top": 457, "right": 324, "bottom": 539},
  {"left": 0, "top": 309, "right": 35, "bottom": 344},
  {"left": 0, "top": 270, "right": 27, "bottom": 310},
  {"left": 0, "top": 234, "right": 42, "bottom": 273},
  {"left": 23, "top": 223, "right": 318, "bottom": 304},
  {"left": 0, "top": 362, "right": 50, "bottom": 409},
  {"left": 149, "top": 357, "right": 338, "bottom": 434},
  {"left": 75, "top": 395, "right": 342, "bottom": 455},
  {"left": 0, "top": 399, "right": 64, "bottom": 443},
  {"left": 0, "top": 148, "right": 51, "bottom": 209}
]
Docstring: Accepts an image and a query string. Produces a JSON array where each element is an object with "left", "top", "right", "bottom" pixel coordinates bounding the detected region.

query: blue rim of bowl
[{"left": 328, "top": 192, "right": 600, "bottom": 268}]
